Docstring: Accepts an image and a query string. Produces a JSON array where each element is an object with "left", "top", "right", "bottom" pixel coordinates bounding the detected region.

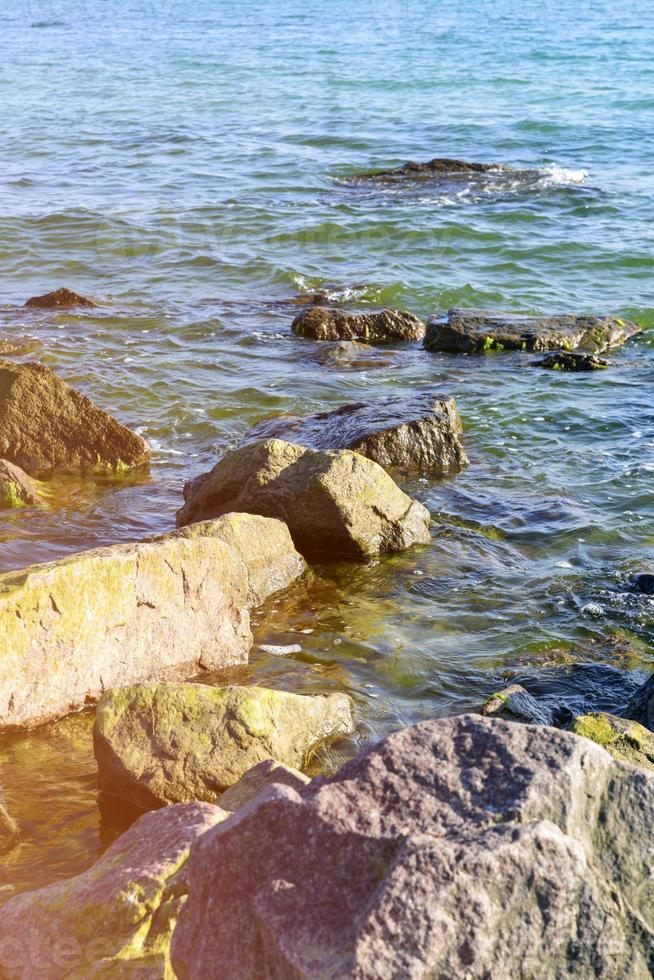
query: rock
[
  {"left": 480, "top": 683, "right": 554, "bottom": 726},
  {"left": 0, "top": 459, "right": 42, "bottom": 507},
  {"left": 424, "top": 307, "right": 641, "bottom": 354},
  {"left": 170, "top": 513, "right": 307, "bottom": 608},
  {"left": 176, "top": 439, "right": 432, "bottom": 559},
  {"left": 240, "top": 394, "right": 467, "bottom": 477},
  {"left": 312, "top": 339, "right": 398, "bottom": 370},
  {"left": 537, "top": 350, "right": 609, "bottom": 371},
  {"left": 631, "top": 573, "right": 654, "bottom": 596},
  {"left": 216, "top": 760, "right": 310, "bottom": 812},
  {"left": 24, "top": 287, "right": 96, "bottom": 309},
  {"left": 94, "top": 683, "right": 354, "bottom": 810},
  {"left": 570, "top": 711, "right": 654, "bottom": 772},
  {"left": 0, "top": 360, "right": 150, "bottom": 475},
  {"left": 171, "top": 714, "right": 654, "bottom": 979},
  {"left": 0, "top": 531, "right": 252, "bottom": 730},
  {"left": 351, "top": 158, "right": 498, "bottom": 182},
  {"left": 259, "top": 643, "right": 302, "bottom": 657},
  {"left": 292, "top": 306, "right": 425, "bottom": 344},
  {"left": 625, "top": 672, "right": 654, "bottom": 730},
  {"left": 0, "top": 796, "right": 19, "bottom": 856},
  {"left": 0, "top": 802, "right": 227, "bottom": 978}
]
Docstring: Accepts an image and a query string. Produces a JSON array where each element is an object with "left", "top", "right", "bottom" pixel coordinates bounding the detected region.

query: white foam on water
[{"left": 538, "top": 164, "right": 589, "bottom": 186}]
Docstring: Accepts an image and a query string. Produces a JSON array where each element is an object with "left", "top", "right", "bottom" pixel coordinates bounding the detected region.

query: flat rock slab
[
  {"left": 240, "top": 395, "right": 467, "bottom": 477},
  {"left": 0, "top": 459, "right": 42, "bottom": 507},
  {"left": 292, "top": 306, "right": 425, "bottom": 343},
  {"left": 537, "top": 351, "right": 609, "bottom": 371},
  {"left": 0, "top": 802, "right": 227, "bottom": 979},
  {"left": 571, "top": 711, "right": 654, "bottom": 772},
  {"left": 0, "top": 359, "right": 150, "bottom": 475},
  {"left": 94, "top": 683, "right": 353, "bottom": 810},
  {"left": 0, "top": 528, "right": 252, "bottom": 730},
  {"left": 424, "top": 307, "right": 641, "bottom": 354},
  {"left": 172, "top": 713, "right": 654, "bottom": 979},
  {"left": 177, "top": 439, "right": 432, "bottom": 560},
  {"left": 24, "top": 287, "right": 96, "bottom": 309}
]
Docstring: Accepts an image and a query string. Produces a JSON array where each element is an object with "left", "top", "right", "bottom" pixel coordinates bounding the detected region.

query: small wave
[{"left": 537, "top": 165, "right": 589, "bottom": 187}]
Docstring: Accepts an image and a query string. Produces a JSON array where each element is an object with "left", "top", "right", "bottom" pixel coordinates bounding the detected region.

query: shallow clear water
[{"left": 1, "top": 0, "right": 654, "bottom": 898}]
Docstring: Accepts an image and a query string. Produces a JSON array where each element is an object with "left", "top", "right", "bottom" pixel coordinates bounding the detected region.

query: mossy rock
[
  {"left": 571, "top": 712, "right": 654, "bottom": 772},
  {"left": 0, "top": 458, "right": 44, "bottom": 508}
]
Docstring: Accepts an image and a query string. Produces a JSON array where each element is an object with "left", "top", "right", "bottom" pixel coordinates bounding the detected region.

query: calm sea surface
[{"left": 1, "top": 0, "right": 654, "bottom": 896}]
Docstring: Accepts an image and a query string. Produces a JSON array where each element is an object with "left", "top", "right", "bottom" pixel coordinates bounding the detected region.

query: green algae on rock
[
  {"left": 0, "top": 802, "right": 227, "bottom": 979},
  {"left": 93, "top": 682, "right": 354, "bottom": 810},
  {"left": 0, "top": 531, "right": 252, "bottom": 731},
  {"left": 480, "top": 683, "right": 554, "bottom": 726},
  {"left": 570, "top": 711, "right": 654, "bottom": 772},
  {"left": 292, "top": 306, "right": 425, "bottom": 343},
  {"left": 0, "top": 459, "right": 43, "bottom": 508},
  {"left": 177, "top": 439, "right": 431, "bottom": 559},
  {"left": 537, "top": 350, "right": 610, "bottom": 371},
  {"left": 424, "top": 308, "right": 641, "bottom": 354},
  {"left": 0, "top": 359, "right": 150, "bottom": 475}
]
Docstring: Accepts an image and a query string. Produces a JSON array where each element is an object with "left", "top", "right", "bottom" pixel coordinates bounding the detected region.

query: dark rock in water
[
  {"left": 570, "top": 711, "right": 654, "bottom": 772},
  {"left": 292, "top": 306, "right": 425, "bottom": 344},
  {"left": 353, "top": 157, "right": 499, "bottom": 181},
  {"left": 240, "top": 395, "right": 467, "bottom": 478},
  {"left": 0, "top": 359, "right": 150, "bottom": 474},
  {"left": 424, "top": 307, "right": 641, "bottom": 354},
  {"left": 24, "top": 287, "right": 96, "bottom": 309},
  {"left": 631, "top": 573, "right": 654, "bottom": 596},
  {"left": 176, "top": 439, "right": 432, "bottom": 559},
  {"left": 308, "top": 339, "right": 399, "bottom": 371},
  {"left": 480, "top": 683, "right": 553, "bottom": 726},
  {"left": 171, "top": 713, "right": 654, "bottom": 979},
  {"left": 625, "top": 672, "right": 654, "bottom": 730},
  {"left": 537, "top": 351, "right": 609, "bottom": 371}
]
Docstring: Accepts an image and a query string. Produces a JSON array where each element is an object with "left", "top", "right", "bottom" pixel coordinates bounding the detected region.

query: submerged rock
[
  {"left": 176, "top": 439, "right": 431, "bottom": 560},
  {"left": 631, "top": 572, "right": 654, "bottom": 596},
  {"left": 480, "top": 683, "right": 554, "bottom": 726},
  {"left": 240, "top": 395, "right": 467, "bottom": 478},
  {"left": 625, "top": 672, "right": 654, "bottom": 730},
  {"left": 0, "top": 359, "right": 150, "bottom": 475},
  {"left": 570, "top": 711, "right": 654, "bottom": 772},
  {"left": 0, "top": 459, "right": 42, "bottom": 508},
  {"left": 216, "top": 759, "right": 310, "bottom": 812},
  {"left": 351, "top": 157, "right": 498, "bottom": 182},
  {"left": 292, "top": 306, "right": 425, "bottom": 344},
  {"left": 424, "top": 307, "right": 641, "bottom": 354},
  {"left": 0, "top": 802, "right": 227, "bottom": 978},
  {"left": 171, "top": 713, "right": 654, "bottom": 979},
  {"left": 0, "top": 796, "right": 19, "bottom": 856},
  {"left": 24, "top": 286, "right": 96, "bottom": 309},
  {"left": 311, "top": 339, "right": 398, "bottom": 370},
  {"left": 0, "top": 529, "right": 252, "bottom": 731},
  {"left": 170, "top": 513, "right": 307, "bottom": 608},
  {"left": 94, "top": 683, "right": 353, "bottom": 810},
  {"left": 537, "top": 350, "right": 609, "bottom": 371}
]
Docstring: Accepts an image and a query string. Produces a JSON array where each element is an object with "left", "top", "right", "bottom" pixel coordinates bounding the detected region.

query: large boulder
[
  {"left": 0, "top": 802, "right": 227, "bottom": 979},
  {"left": 0, "top": 796, "right": 19, "bottom": 855},
  {"left": 0, "top": 459, "right": 42, "bottom": 508},
  {"left": 625, "top": 672, "right": 654, "bottom": 729},
  {"left": 94, "top": 683, "right": 354, "bottom": 810},
  {"left": 24, "top": 287, "right": 96, "bottom": 309},
  {"left": 169, "top": 513, "right": 307, "bottom": 608},
  {"left": 480, "top": 683, "right": 554, "bottom": 726},
  {"left": 424, "top": 307, "right": 641, "bottom": 354},
  {"left": 0, "top": 360, "right": 150, "bottom": 474},
  {"left": 239, "top": 394, "right": 467, "bottom": 478},
  {"left": 570, "top": 712, "right": 654, "bottom": 772},
  {"left": 0, "top": 531, "right": 252, "bottom": 731},
  {"left": 171, "top": 714, "right": 654, "bottom": 979},
  {"left": 292, "top": 306, "right": 425, "bottom": 344},
  {"left": 176, "top": 439, "right": 431, "bottom": 559}
]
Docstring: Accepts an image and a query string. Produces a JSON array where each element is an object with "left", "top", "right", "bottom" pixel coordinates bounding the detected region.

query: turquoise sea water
[{"left": 1, "top": 0, "right": 654, "bottom": 894}]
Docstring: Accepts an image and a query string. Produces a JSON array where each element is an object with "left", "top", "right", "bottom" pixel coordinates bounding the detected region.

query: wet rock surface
[
  {"left": 0, "top": 359, "right": 150, "bottom": 475},
  {"left": 537, "top": 350, "right": 610, "bottom": 371},
  {"left": 570, "top": 711, "right": 654, "bottom": 772},
  {"left": 177, "top": 439, "right": 432, "bottom": 559},
  {"left": 349, "top": 157, "right": 499, "bottom": 182},
  {"left": 171, "top": 713, "right": 654, "bottom": 979},
  {"left": 480, "top": 683, "right": 554, "bottom": 725},
  {"left": 240, "top": 394, "right": 467, "bottom": 477},
  {"left": 0, "top": 802, "right": 227, "bottom": 979},
  {"left": 0, "top": 460, "right": 42, "bottom": 508},
  {"left": 94, "top": 683, "right": 353, "bottom": 810},
  {"left": 292, "top": 306, "right": 425, "bottom": 343},
  {"left": 424, "top": 307, "right": 641, "bottom": 354},
  {"left": 0, "top": 529, "right": 252, "bottom": 730},
  {"left": 631, "top": 573, "right": 654, "bottom": 596},
  {"left": 625, "top": 671, "right": 654, "bottom": 730},
  {"left": 23, "top": 287, "right": 96, "bottom": 309}
]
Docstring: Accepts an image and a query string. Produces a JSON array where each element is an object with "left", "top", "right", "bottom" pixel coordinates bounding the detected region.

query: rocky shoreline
[{"left": 0, "top": 284, "right": 651, "bottom": 977}]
